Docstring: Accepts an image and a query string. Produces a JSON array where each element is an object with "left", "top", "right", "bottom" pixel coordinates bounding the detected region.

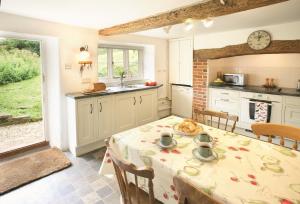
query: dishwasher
[{"left": 171, "top": 84, "right": 193, "bottom": 118}]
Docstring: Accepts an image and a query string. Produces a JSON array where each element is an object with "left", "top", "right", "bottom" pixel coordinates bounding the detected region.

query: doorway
[{"left": 0, "top": 37, "right": 47, "bottom": 155}]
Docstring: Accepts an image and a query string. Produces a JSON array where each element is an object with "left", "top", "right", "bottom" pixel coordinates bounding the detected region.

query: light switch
[{"left": 65, "top": 64, "right": 72, "bottom": 69}]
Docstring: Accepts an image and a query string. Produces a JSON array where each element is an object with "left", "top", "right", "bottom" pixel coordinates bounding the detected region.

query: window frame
[{"left": 98, "top": 44, "right": 144, "bottom": 82}]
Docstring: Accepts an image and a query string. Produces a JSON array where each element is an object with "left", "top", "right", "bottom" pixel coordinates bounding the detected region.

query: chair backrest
[
  {"left": 173, "top": 176, "right": 221, "bottom": 204},
  {"left": 193, "top": 109, "right": 239, "bottom": 132},
  {"left": 251, "top": 123, "right": 300, "bottom": 150},
  {"left": 107, "top": 147, "right": 155, "bottom": 204}
]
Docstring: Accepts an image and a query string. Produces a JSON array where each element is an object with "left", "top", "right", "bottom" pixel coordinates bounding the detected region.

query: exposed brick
[{"left": 193, "top": 58, "right": 208, "bottom": 114}]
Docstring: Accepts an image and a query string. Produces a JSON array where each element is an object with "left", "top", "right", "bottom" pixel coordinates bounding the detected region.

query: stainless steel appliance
[{"left": 223, "top": 73, "right": 246, "bottom": 86}]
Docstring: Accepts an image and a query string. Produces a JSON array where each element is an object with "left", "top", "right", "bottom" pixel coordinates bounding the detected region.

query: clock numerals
[{"left": 247, "top": 30, "right": 271, "bottom": 50}]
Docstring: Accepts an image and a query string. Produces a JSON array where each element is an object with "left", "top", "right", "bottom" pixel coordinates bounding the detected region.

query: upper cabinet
[{"left": 169, "top": 38, "right": 193, "bottom": 86}]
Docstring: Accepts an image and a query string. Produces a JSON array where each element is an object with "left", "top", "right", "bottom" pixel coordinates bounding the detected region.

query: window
[{"left": 98, "top": 45, "right": 143, "bottom": 80}]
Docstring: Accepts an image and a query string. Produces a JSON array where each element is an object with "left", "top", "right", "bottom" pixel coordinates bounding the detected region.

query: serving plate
[{"left": 173, "top": 123, "right": 203, "bottom": 137}]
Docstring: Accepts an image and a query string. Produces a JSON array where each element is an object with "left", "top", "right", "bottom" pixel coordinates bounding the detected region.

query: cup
[
  {"left": 199, "top": 133, "right": 213, "bottom": 143},
  {"left": 198, "top": 144, "right": 213, "bottom": 158},
  {"left": 160, "top": 132, "right": 173, "bottom": 146}
]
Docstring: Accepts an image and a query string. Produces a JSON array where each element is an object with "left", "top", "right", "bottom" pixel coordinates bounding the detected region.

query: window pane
[
  {"left": 128, "top": 49, "right": 139, "bottom": 77},
  {"left": 112, "top": 49, "right": 125, "bottom": 77},
  {"left": 98, "top": 48, "right": 108, "bottom": 77}
]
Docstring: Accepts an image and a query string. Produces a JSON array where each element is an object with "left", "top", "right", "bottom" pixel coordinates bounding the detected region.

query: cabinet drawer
[
  {"left": 285, "top": 96, "right": 300, "bottom": 106},
  {"left": 209, "top": 88, "right": 240, "bottom": 100}
]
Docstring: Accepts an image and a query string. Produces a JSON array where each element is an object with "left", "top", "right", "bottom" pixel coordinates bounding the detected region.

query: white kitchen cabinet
[
  {"left": 114, "top": 92, "right": 136, "bottom": 132},
  {"left": 169, "top": 38, "right": 193, "bottom": 86},
  {"left": 136, "top": 90, "right": 158, "bottom": 126},
  {"left": 283, "top": 96, "right": 300, "bottom": 127},
  {"left": 96, "top": 96, "right": 113, "bottom": 140},
  {"left": 209, "top": 88, "right": 240, "bottom": 116},
  {"left": 67, "top": 95, "right": 114, "bottom": 156},
  {"left": 77, "top": 98, "right": 96, "bottom": 146},
  {"left": 115, "top": 90, "right": 158, "bottom": 131},
  {"left": 67, "top": 89, "right": 158, "bottom": 156}
]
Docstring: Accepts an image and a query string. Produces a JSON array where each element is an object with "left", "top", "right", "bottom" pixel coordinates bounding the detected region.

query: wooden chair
[
  {"left": 173, "top": 176, "right": 221, "bottom": 204},
  {"left": 251, "top": 123, "right": 300, "bottom": 150},
  {"left": 193, "top": 109, "right": 239, "bottom": 132},
  {"left": 107, "top": 146, "right": 162, "bottom": 204}
]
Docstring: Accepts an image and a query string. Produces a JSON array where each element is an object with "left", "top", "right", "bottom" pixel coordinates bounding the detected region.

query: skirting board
[{"left": 70, "top": 139, "right": 106, "bottom": 156}]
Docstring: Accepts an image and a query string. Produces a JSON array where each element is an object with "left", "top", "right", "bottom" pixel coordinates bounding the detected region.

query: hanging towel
[{"left": 249, "top": 99, "right": 272, "bottom": 122}]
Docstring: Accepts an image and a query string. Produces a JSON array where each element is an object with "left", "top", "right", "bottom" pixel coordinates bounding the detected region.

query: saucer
[
  {"left": 192, "top": 148, "right": 218, "bottom": 162},
  {"left": 156, "top": 139, "right": 177, "bottom": 149}
]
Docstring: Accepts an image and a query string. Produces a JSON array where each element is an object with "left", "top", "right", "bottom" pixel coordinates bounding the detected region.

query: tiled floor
[
  {"left": 0, "top": 121, "right": 44, "bottom": 153},
  {"left": 0, "top": 147, "right": 121, "bottom": 204}
]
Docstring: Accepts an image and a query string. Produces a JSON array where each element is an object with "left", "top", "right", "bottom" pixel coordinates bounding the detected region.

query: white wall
[
  {"left": 208, "top": 54, "right": 300, "bottom": 88},
  {"left": 194, "top": 21, "right": 300, "bottom": 49}
]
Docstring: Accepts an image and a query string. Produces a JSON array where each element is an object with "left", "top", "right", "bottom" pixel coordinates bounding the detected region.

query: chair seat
[{"left": 127, "top": 183, "right": 163, "bottom": 204}]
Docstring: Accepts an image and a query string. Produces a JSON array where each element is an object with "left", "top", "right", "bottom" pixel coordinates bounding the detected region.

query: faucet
[{"left": 120, "top": 71, "right": 126, "bottom": 87}]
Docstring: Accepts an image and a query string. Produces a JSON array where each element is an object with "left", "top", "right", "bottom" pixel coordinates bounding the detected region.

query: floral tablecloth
[{"left": 99, "top": 116, "right": 300, "bottom": 204}]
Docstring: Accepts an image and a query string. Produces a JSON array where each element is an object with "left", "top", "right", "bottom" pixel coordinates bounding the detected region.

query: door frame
[{"left": 0, "top": 31, "right": 49, "bottom": 142}]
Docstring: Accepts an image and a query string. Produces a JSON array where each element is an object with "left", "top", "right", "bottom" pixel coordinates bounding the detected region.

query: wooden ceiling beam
[
  {"left": 98, "top": 0, "right": 288, "bottom": 36},
  {"left": 194, "top": 40, "right": 300, "bottom": 60}
]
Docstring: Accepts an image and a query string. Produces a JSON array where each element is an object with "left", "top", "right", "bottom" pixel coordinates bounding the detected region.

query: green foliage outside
[
  {"left": 0, "top": 38, "right": 42, "bottom": 120},
  {"left": 98, "top": 48, "right": 139, "bottom": 78},
  {"left": 0, "top": 48, "right": 40, "bottom": 84}
]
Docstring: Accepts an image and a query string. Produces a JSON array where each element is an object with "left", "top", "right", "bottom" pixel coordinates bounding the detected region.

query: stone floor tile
[{"left": 96, "top": 185, "right": 113, "bottom": 199}]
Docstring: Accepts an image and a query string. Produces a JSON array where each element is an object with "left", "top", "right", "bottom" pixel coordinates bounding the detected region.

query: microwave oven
[{"left": 223, "top": 74, "right": 246, "bottom": 86}]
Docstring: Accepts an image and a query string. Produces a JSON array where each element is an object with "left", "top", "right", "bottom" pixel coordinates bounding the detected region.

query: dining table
[{"left": 99, "top": 116, "right": 300, "bottom": 204}]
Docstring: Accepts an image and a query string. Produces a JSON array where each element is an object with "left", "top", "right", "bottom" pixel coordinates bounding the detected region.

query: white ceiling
[
  {"left": 135, "top": 0, "right": 300, "bottom": 39},
  {"left": 0, "top": 0, "right": 203, "bottom": 29},
  {"left": 0, "top": 0, "right": 299, "bottom": 39}
]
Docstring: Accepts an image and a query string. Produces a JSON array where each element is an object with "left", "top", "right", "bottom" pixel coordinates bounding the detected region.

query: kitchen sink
[{"left": 107, "top": 84, "right": 146, "bottom": 92}]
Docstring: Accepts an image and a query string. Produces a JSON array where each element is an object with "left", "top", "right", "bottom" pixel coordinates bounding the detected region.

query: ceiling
[
  {"left": 0, "top": 0, "right": 299, "bottom": 39},
  {"left": 0, "top": 0, "right": 203, "bottom": 29},
  {"left": 136, "top": 0, "right": 300, "bottom": 39}
]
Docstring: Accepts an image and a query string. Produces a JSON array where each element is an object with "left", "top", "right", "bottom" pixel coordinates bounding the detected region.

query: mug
[
  {"left": 198, "top": 144, "right": 213, "bottom": 158},
  {"left": 160, "top": 132, "right": 173, "bottom": 146},
  {"left": 199, "top": 132, "right": 213, "bottom": 143}
]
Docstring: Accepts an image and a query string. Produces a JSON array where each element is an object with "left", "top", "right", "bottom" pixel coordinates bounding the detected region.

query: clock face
[{"left": 247, "top": 30, "right": 271, "bottom": 50}]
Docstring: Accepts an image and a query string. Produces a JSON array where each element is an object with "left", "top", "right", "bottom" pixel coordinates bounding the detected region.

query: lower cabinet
[
  {"left": 67, "top": 89, "right": 158, "bottom": 156},
  {"left": 283, "top": 96, "right": 300, "bottom": 128},
  {"left": 114, "top": 92, "right": 136, "bottom": 133}
]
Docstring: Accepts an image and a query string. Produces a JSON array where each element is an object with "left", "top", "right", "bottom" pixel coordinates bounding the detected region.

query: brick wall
[{"left": 193, "top": 58, "right": 208, "bottom": 113}]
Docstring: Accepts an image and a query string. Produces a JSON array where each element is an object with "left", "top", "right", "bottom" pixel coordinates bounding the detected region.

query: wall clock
[{"left": 247, "top": 30, "right": 271, "bottom": 50}]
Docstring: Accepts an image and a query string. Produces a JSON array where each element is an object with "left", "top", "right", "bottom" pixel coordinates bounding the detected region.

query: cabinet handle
[
  {"left": 99, "top": 102, "right": 102, "bottom": 112},
  {"left": 221, "top": 92, "right": 229, "bottom": 95},
  {"left": 133, "top": 97, "right": 136, "bottom": 105},
  {"left": 90, "top": 104, "right": 93, "bottom": 114},
  {"left": 140, "top": 96, "right": 142, "bottom": 104},
  {"left": 221, "top": 99, "right": 229, "bottom": 102}
]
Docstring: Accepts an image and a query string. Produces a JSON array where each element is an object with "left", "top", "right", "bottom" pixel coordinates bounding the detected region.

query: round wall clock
[{"left": 247, "top": 30, "right": 271, "bottom": 50}]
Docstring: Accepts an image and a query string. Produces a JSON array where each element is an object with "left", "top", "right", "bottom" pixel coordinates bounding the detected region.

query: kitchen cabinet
[
  {"left": 136, "top": 90, "right": 158, "bottom": 125},
  {"left": 209, "top": 88, "right": 240, "bottom": 117},
  {"left": 114, "top": 92, "right": 136, "bottom": 132},
  {"left": 77, "top": 98, "right": 96, "bottom": 146},
  {"left": 96, "top": 96, "right": 113, "bottom": 140},
  {"left": 169, "top": 38, "right": 193, "bottom": 86},
  {"left": 283, "top": 96, "right": 300, "bottom": 127},
  {"left": 67, "top": 89, "right": 158, "bottom": 156}
]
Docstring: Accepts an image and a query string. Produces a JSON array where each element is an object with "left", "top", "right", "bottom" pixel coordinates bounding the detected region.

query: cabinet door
[
  {"left": 77, "top": 99, "right": 95, "bottom": 146},
  {"left": 114, "top": 93, "right": 136, "bottom": 132},
  {"left": 96, "top": 96, "right": 113, "bottom": 140},
  {"left": 136, "top": 90, "right": 158, "bottom": 126},
  {"left": 179, "top": 39, "right": 193, "bottom": 86},
  {"left": 169, "top": 40, "right": 180, "bottom": 84},
  {"left": 284, "top": 105, "right": 300, "bottom": 127}
]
